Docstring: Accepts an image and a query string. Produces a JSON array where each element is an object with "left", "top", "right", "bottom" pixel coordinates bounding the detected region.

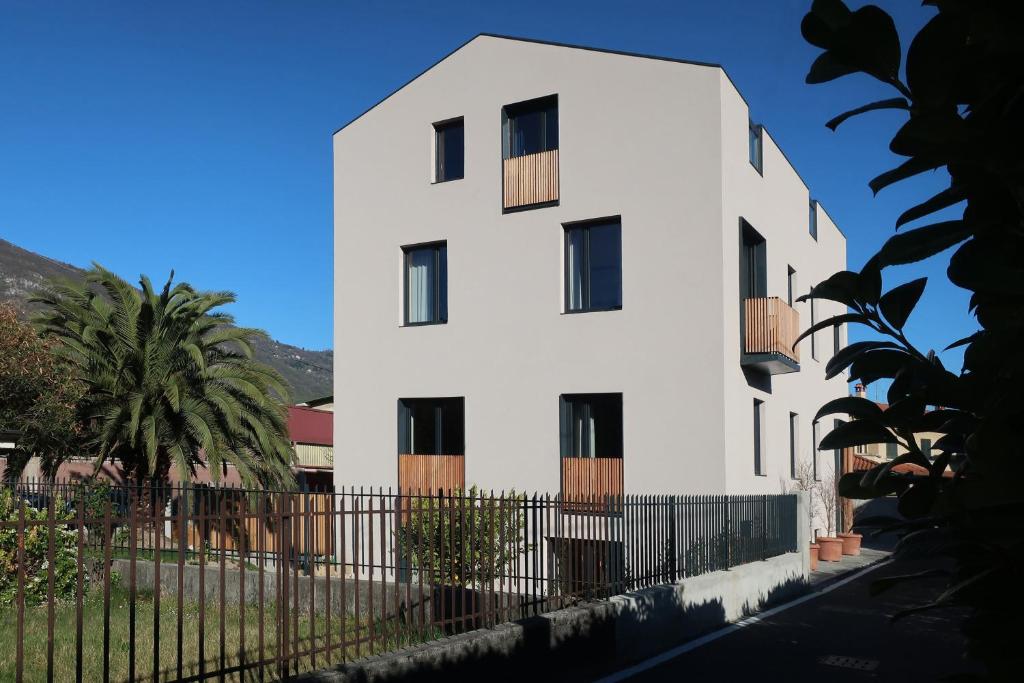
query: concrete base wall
[{"left": 293, "top": 551, "right": 808, "bottom": 682}]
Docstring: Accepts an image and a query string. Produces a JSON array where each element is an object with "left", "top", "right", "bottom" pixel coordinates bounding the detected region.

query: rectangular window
[
  {"left": 809, "top": 199, "right": 818, "bottom": 240},
  {"left": 834, "top": 323, "right": 842, "bottom": 356},
  {"left": 749, "top": 121, "right": 763, "bottom": 173},
  {"left": 559, "top": 393, "right": 623, "bottom": 459},
  {"left": 754, "top": 399, "right": 765, "bottom": 475},
  {"left": 503, "top": 95, "right": 558, "bottom": 159},
  {"left": 920, "top": 438, "right": 932, "bottom": 459},
  {"left": 810, "top": 297, "right": 819, "bottom": 360},
  {"left": 812, "top": 420, "right": 821, "bottom": 480},
  {"left": 434, "top": 118, "right": 464, "bottom": 182},
  {"left": 397, "top": 397, "right": 464, "bottom": 455},
  {"left": 789, "top": 412, "right": 799, "bottom": 479},
  {"left": 787, "top": 267, "right": 797, "bottom": 306},
  {"left": 834, "top": 419, "right": 843, "bottom": 480},
  {"left": 403, "top": 242, "right": 447, "bottom": 325},
  {"left": 565, "top": 219, "right": 622, "bottom": 312},
  {"left": 886, "top": 442, "right": 898, "bottom": 460}
]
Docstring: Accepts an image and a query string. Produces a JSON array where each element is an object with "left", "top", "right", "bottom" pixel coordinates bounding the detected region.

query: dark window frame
[
  {"left": 809, "top": 199, "right": 818, "bottom": 240},
  {"left": 433, "top": 117, "right": 464, "bottom": 183},
  {"left": 564, "top": 217, "right": 623, "bottom": 314},
  {"left": 787, "top": 266, "right": 796, "bottom": 307},
  {"left": 789, "top": 412, "right": 799, "bottom": 480},
  {"left": 559, "top": 393, "right": 624, "bottom": 459},
  {"left": 502, "top": 94, "right": 559, "bottom": 160},
  {"left": 749, "top": 121, "right": 763, "bottom": 174},
  {"left": 754, "top": 399, "right": 766, "bottom": 476},
  {"left": 397, "top": 397, "right": 465, "bottom": 456},
  {"left": 402, "top": 241, "right": 448, "bottom": 327},
  {"left": 812, "top": 420, "right": 821, "bottom": 480}
]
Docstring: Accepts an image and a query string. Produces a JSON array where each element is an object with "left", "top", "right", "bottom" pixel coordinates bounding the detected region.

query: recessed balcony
[{"left": 742, "top": 296, "right": 800, "bottom": 374}]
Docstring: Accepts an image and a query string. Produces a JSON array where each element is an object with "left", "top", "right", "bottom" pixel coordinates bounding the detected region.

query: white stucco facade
[{"left": 333, "top": 35, "right": 846, "bottom": 527}]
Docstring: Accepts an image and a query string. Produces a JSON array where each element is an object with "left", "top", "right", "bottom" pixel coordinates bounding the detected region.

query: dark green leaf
[
  {"left": 879, "top": 278, "right": 927, "bottom": 329},
  {"left": 814, "top": 396, "right": 886, "bottom": 422},
  {"left": 848, "top": 349, "right": 913, "bottom": 385},
  {"left": 825, "top": 97, "right": 909, "bottom": 131},
  {"left": 857, "top": 261, "right": 883, "bottom": 305},
  {"left": 801, "top": 0, "right": 853, "bottom": 48},
  {"left": 824, "top": 341, "right": 901, "bottom": 379},
  {"left": 873, "top": 221, "right": 971, "bottom": 269},
  {"left": 895, "top": 186, "right": 966, "bottom": 229},
  {"left": 898, "top": 479, "right": 938, "bottom": 518},
  {"left": 806, "top": 51, "right": 859, "bottom": 84},
  {"left": 820, "top": 419, "right": 897, "bottom": 450},
  {"left": 869, "top": 156, "right": 944, "bottom": 195},
  {"left": 793, "top": 313, "right": 870, "bottom": 348},
  {"left": 796, "top": 270, "right": 863, "bottom": 307}
]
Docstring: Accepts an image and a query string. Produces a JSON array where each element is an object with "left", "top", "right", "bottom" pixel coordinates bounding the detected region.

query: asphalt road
[{"left": 599, "top": 559, "right": 978, "bottom": 682}]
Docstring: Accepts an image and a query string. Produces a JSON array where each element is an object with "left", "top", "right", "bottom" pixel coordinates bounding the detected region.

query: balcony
[
  {"left": 398, "top": 453, "right": 465, "bottom": 494},
  {"left": 561, "top": 456, "right": 624, "bottom": 512},
  {"left": 294, "top": 443, "right": 333, "bottom": 469},
  {"left": 742, "top": 297, "right": 800, "bottom": 374},
  {"left": 503, "top": 149, "right": 559, "bottom": 210}
]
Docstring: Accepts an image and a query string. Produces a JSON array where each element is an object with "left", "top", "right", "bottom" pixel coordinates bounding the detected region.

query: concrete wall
[
  {"left": 292, "top": 551, "right": 807, "bottom": 682},
  {"left": 334, "top": 36, "right": 847, "bottom": 507}
]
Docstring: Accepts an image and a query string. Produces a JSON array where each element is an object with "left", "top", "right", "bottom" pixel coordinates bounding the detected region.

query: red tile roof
[{"left": 287, "top": 405, "right": 333, "bottom": 446}]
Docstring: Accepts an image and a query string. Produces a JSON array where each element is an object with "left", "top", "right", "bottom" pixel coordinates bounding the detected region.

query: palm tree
[{"left": 31, "top": 265, "right": 296, "bottom": 489}]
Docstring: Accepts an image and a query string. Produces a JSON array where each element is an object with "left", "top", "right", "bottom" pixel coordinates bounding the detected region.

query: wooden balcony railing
[
  {"left": 744, "top": 297, "right": 800, "bottom": 364},
  {"left": 398, "top": 453, "right": 465, "bottom": 494},
  {"left": 294, "top": 443, "right": 333, "bottom": 469},
  {"left": 561, "top": 456, "right": 624, "bottom": 512},
  {"left": 503, "top": 149, "right": 559, "bottom": 209}
]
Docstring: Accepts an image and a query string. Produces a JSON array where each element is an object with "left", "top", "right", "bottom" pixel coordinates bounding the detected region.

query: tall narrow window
[
  {"left": 812, "top": 420, "right": 821, "bottom": 480},
  {"left": 754, "top": 399, "right": 765, "bottom": 475},
  {"left": 787, "top": 267, "right": 797, "bottom": 306},
  {"left": 749, "top": 121, "right": 763, "bottom": 173},
  {"left": 921, "top": 438, "right": 932, "bottom": 459},
  {"left": 809, "top": 199, "right": 818, "bottom": 240},
  {"left": 559, "top": 394, "right": 623, "bottom": 459},
  {"left": 403, "top": 242, "right": 447, "bottom": 325},
  {"left": 789, "top": 412, "right": 799, "bottom": 479},
  {"left": 834, "top": 323, "right": 842, "bottom": 356},
  {"left": 565, "top": 219, "right": 622, "bottom": 312},
  {"left": 503, "top": 95, "right": 558, "bottom": 159},
  {"left": 833, "top": 418, "right": 843, "bottom": 480},
  {"left": 434, "top": 118, "right": 464, "bottom": 182},
  {"left": 810, "top": 297, "right": 819, "bottom": 360},
  {"left": 886, "top": 442, "right": 898, "bottom": 460}
]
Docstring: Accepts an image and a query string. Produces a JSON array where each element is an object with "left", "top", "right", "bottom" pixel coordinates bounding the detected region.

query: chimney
[{"left": 855, "top": 383, "right": 866, "bottom": 398}]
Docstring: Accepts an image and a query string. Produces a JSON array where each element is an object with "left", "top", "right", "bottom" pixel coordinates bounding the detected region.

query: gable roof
[{"left": 332, "top": 33, "right": 736, "bottom": 137}]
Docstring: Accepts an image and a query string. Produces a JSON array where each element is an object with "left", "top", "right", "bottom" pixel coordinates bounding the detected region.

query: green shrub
[{"left": 0, "top": 489, "right": 79, "bottom": 606}]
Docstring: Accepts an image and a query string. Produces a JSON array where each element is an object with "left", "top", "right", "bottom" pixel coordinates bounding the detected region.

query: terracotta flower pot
[
  {"left": 838, "top": 532, "right": 862, "bottom": 556},
  {"left": 809, "top": 543, "right": 820, "bottom": 571},
  {"left": 816, "top": 536, "right": 843, "bottom": 562}
]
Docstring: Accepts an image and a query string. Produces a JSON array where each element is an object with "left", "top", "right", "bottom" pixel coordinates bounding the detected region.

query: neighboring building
[
  {"left": 298, "top": 395, "right": 335, "bottom": 412},
  {"left": 333, "top": 35, "right": 847, "bottom": 530},
  {"left": 850, "top": 384, "right": 944, "bottom": 464},
  {"left": 3, "top": 402, "right": 334, "bottom": 489}
]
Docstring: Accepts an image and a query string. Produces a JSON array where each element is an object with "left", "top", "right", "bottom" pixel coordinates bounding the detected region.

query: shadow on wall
[{"left": 294, "top": 561, "right": 808, "bottom": 683}]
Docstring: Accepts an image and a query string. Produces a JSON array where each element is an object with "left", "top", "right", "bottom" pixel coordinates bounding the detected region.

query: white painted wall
[{"left": 333, "top": 36, "right": 847, "bottom": 516}]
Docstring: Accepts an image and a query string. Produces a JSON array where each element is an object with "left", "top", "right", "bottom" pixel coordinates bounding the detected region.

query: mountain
[{"left": 0, "top": 238, "right": 333, "bottom": 402}]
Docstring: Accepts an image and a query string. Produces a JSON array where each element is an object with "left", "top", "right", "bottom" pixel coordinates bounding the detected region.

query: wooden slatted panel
[
  {"left": 561, "top": 457, "right": 624, "bottom": 512},
  {"left": 744, "top": 296, "right": 800, "bottom": 363},
  {"left": 181, "top": 493, "right": 333, "bottom": 556},
  {"left": 398, "top": 453, "right": 466, "bottom": 494},
  {"left": 502, "top": 149, "right": 559, "bottom": 209}
]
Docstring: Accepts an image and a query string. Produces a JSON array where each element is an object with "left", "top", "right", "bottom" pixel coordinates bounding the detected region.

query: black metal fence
[{"left": 0, "top": 479, "right": 797, "bottom": 681}]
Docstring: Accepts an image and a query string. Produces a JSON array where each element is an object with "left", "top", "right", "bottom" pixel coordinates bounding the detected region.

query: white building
[{"left": 333, "top": 35, "right": 846, "bottom": 529}]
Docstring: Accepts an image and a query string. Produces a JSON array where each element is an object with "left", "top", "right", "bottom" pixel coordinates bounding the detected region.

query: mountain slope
[{"left": 0, "top": 238, "right": 333, "bottom": 402}]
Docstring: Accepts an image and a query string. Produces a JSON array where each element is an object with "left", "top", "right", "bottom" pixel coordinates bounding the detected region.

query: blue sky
[{"left": 0, "top": 1, "right": 973, "bottom": 392}]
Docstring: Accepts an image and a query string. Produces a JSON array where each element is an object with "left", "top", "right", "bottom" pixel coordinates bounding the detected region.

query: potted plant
[
  {"left": 810, "top": 542, "right": 820, "bottom": 571},
  {"left": 837, "top": 528, "right": 862, "bottom": 556},
  {"left": 814, "top": 469, "right": 843, "bottom": 561}
]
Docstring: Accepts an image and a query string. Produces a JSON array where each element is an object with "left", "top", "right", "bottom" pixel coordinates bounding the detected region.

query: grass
[{"left": 0, "top": 584, "right": 435, "bottom": 682}]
